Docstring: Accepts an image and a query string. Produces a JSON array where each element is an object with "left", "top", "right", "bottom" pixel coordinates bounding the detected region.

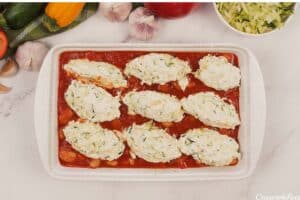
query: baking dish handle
[
  {"left": 248, "top": 51, "right": 266, "bottom": 175},
  {"left": 34, "top": 49, "right": 53, "bottom": 174}
]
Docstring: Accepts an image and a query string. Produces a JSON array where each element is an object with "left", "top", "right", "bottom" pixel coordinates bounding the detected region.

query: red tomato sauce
[{"left": 57, "top": 51, "right": 240, "bottom": 169}]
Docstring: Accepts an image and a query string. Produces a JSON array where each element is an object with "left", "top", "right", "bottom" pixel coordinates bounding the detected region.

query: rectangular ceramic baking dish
[{"left": 34, "top": 43, "right": 266, "bottom": 181}]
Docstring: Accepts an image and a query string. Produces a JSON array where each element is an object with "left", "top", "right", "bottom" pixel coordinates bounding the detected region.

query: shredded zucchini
[{"left": 216, "top": 3, "right": 296, "bottom": 34}]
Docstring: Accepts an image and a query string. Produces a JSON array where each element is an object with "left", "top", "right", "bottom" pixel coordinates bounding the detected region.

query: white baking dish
[{"left": 34, "top": 43, "right": 266, "bottom": 181}]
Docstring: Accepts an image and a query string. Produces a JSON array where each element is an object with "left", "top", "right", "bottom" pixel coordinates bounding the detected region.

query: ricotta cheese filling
[
  {"left": 178, "top": 76, "right": 189, "bottom": 91},
  {"left": 178, "top": 128, "right": 240, "bottom": 166},
  {"left": 124, "top": 53, "right": 191, "bottom": 85},
  {"left": 64, "top": 80, "right": 121, "bottom": 122},
  {"left": 123, "top": 90, "right": 184, "bottom": 122},
  {"left": 194, "top": 55, "right": 241, "bottom": 91},
  {"left": 64, "top": 59, "right": 127, "bottom": 88},
  {"left": 63, "top": 121, "right": 125, "bottom": 160},
  {"left": 181, "top": 92, "right": 240, "bottom": 129},
  {"left": 124, "top": 122, "right": 182, "bottom": 163}
]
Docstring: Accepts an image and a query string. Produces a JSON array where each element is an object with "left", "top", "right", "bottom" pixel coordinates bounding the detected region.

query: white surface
[
  {"left": 34, "top": 44, "right": 264, "bottom": 181},
  {"left": 0, "top": 3, "right": 299, "bottom": 199}
]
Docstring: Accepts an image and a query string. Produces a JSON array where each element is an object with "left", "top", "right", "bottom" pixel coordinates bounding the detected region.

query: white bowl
[
  {"left": 213, "top": 3, "right": 297, "bottom": 37},
  {"left": 34, "top": 43, "right": 266, "bottom": 181}
]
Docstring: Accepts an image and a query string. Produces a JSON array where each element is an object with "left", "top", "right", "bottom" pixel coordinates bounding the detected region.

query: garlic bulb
[
  {"left": 15, "top": 41, "right": 49, "bottom": 71},
  {"left": 100, "top": 3, "right": 132, "bottom": 22},
  {"left": 0, "top": 58, "right": 18, "bottom": 77},
  {"left": 129, "top": 7, "right": 159, "bottom": 41},
  {"left": 0, "top": 83, "right": 11, "bottom": 94}
]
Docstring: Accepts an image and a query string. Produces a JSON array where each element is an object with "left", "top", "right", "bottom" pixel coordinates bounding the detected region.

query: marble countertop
[{"left": 1, "top": 4, "right": 299, "bottom": 200}]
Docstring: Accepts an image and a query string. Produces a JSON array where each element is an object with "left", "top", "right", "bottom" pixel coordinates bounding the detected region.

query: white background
[{"left": 0, "top": 3, "right": 300, "bottom": 200}]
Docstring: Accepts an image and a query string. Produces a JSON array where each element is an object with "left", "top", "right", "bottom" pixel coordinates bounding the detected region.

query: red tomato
[
  {"left": 144, "top": 3, "right": 198, "bottom": 19},
  {"left": 0, "top": 30, "right": 8, "bottom": 59}
]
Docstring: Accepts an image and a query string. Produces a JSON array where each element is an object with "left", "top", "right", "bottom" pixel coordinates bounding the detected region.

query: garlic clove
[
  {"left": 0, "top": 57, "right": 18, "bottom": 77},
  {"left": 129, "top": 7, "right": 159, "bottom": 41},
  {"left": 0, "top": 83, "right": 11, "bottom": 94},
  {"left": 15, "top": 41, "right": 49, "bottom": 71},
  {"left": 100, "top": 3, "right": 132, "bottom": 22}
]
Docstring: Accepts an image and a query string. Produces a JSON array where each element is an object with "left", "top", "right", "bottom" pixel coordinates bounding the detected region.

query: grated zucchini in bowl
[{"left": 216, "top": 3, "right": 296, "bottom": 34}]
